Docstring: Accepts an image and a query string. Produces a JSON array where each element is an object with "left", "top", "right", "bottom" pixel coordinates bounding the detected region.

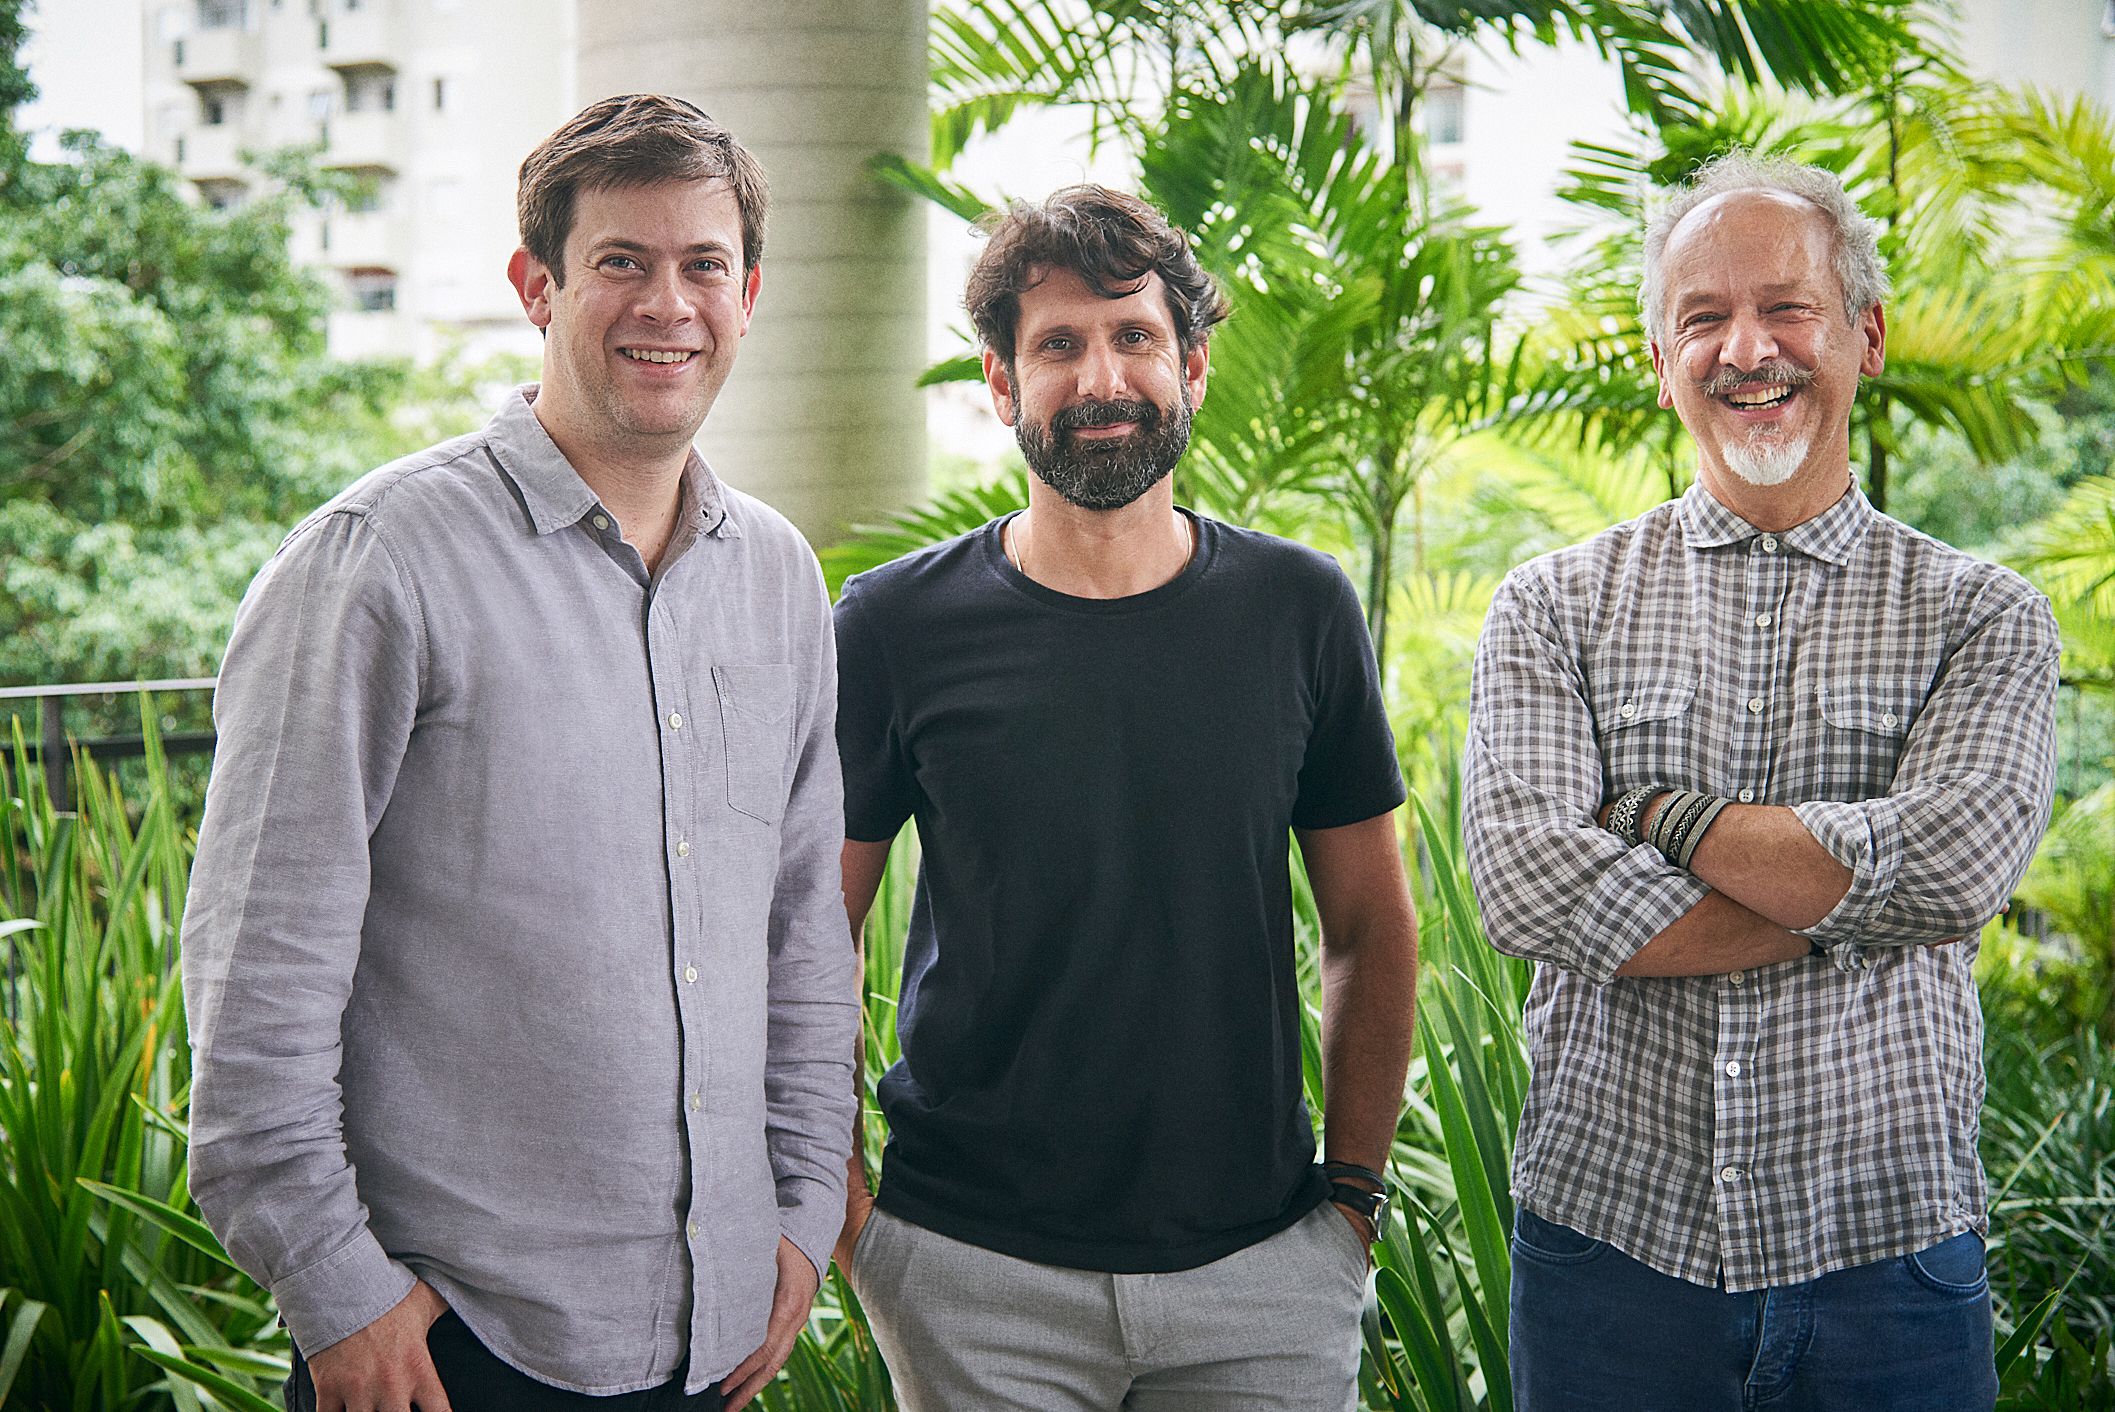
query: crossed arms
[{"left": 1463, "top": 571, "right": 2061, "bottom": 982}]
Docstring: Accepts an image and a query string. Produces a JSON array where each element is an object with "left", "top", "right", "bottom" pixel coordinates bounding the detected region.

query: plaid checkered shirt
[{"left": 1462, "top": 482, "right": 2060, "bottom": 1291}]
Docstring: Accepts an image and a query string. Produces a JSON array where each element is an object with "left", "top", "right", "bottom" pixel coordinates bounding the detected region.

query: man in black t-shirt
[{"left": 832, "top": 186, "right": 1418, "bottom": 1411}]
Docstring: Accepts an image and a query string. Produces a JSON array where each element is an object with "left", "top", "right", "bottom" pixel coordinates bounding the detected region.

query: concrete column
[{"left": 574, "top": 0, "right": 928, "bottom": 545}]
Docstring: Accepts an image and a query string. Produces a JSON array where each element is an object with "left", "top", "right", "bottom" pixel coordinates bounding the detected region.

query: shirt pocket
[
  {"left": 1590, "top": 675, "right": 1699, "bottom": 791},
  {"left": 712, "top": 663, "right": 795, "bottom": 825},
  {"left": 1816, "top": 678, "right": 1918, "bottom": 798}
]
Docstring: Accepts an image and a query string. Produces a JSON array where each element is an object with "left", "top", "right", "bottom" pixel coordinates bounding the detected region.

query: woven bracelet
[
  {"left": 1675, "top": 796, "right": 1733, "bottom": 870},
  {"left": 1608, "top": 785, "right": 1661, "bottom": 846}
]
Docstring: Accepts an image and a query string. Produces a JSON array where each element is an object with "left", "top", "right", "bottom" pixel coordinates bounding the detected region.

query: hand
[
  {"left": 306, "top": 1279, "right": 451, "bottom": 1412},
  {"left": 721, "top": 1236, "right": 821, "bottom": 1411},
  {"left": 1330, "top": 1201, "right": 1377, "bottom": 1268},
  {"left": 832, "top": 1186, "right": 876, "bottom": 1273}
]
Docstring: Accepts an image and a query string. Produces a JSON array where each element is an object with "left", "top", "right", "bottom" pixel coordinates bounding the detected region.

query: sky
[{"left": 18, "top": 0, "right": 146, "bottom": 160}]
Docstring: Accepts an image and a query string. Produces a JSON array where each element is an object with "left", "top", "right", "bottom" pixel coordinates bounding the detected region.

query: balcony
[
  {"left": 319, "top": 4, "right": 399, "bottom": 74},
  {"left": 174, "top": 25, "right": 259, "bottom": 87},
  {"left": 327, "top": 211, "right": 403, "bottom": 270},
  {"left": 322, "top": 110, "right": 400, "bottom": 173},
  {"left": 179, "top": 124, "right": 246, "bottom": 184}
]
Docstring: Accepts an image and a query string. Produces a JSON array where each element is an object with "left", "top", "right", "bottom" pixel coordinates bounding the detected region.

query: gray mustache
[{"left": 1701, "top": 362, "right": 1817, "bottom": 397}]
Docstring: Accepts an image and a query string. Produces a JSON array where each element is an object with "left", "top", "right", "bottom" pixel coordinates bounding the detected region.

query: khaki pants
[{"left": 846, "top": 1202, "right": 1368, "bottom": 1411}]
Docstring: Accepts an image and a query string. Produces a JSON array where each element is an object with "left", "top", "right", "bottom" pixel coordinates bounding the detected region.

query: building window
[
  {"left": 346, "top": 179, "right": 383, "bottom": 214},
  {"left": 198, "top": 0, "right": 247, "bottom": 28},
  {"left": 1426, "top": 81, "right": 1465, "bottom": 146},
  {"left": 203, "top": 95, "right": 227, "bottom": 125},
  {"left": 349, "top": 271, "right": 397, "bottom": 312},
  {"left": 2105, "top": 0, "right": 2115, "bottom": 37},
  {"left": 432, "top": 77, "right": 445, "bottom": 110}
]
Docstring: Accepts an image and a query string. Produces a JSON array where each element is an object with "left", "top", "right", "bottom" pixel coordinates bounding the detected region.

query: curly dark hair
[
  {"left": 517, "top": 94, "right": 768, "bottom": 287},
  {"left": 965, "top": 185, "right": 1231, "bottom": 366}
]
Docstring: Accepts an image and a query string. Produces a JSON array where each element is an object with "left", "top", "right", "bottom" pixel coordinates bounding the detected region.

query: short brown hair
[
  {"left": 965, "top": 185, "right": 1230, "bottom": 366},
  {"left": 517, "top": 94, "right": 769, "bottom": 286}
]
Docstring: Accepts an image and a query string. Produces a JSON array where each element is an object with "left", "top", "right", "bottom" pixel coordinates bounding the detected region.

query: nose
[
  {"left": 1718, "top": 309, "right": 1779, "bottom": 370},
  {"left": 634, "top": 266, "right": 693, "bottom": 327},
  {"left": 1075, "top": 342, "right": 1130, "bottom": 401}
]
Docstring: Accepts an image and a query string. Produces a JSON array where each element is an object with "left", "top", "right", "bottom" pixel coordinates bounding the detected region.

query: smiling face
[
  {"left": 985, "top": 265, "right": 1209, "bottom": 511},
  {"left": 507, "top": 178, "right": 760, "bottom": 463},
  {"left": 1649, "top": 189, "right": 1884, "bottom": 509}
]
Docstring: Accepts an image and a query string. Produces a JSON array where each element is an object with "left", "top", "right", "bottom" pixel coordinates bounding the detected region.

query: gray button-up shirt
[
  {"left": 1464, "top": 483, "right": 2058, "bottom": 1290},
  {"left": 182, "top": 386, "right": 859, "bottom": 1394}
]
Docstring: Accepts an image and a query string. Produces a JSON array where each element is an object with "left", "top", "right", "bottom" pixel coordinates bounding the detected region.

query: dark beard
[{"left": 1014, "top": 392, "right": 1192, "bottom": 511}]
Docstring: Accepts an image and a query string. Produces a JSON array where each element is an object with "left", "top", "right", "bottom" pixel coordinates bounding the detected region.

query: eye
[
  {"left": 1041, "top": 336, "right": 1075, "bottom": 353},
  {"left": 601, "top": 254, "right": 641, "bottom": 271},
  {"left": 1680, "top": 312, "right": 1724, "bottom": 330},
  {"left": 1118, "top": 328, "right": 1152, "bottom": 346},
  {"left": 690, "top": 257, "right": 726, "bottom": 274}
]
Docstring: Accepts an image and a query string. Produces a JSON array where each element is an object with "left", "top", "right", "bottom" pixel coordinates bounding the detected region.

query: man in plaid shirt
[{"left": 1464, "top": 153, "right": 2059, "bottom": 1410}]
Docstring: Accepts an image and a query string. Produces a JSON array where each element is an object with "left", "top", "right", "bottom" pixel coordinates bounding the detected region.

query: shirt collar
[
  {"left": 1675, "top": 479, "right": 1874, "bottom": 566},
  {"left": 485, "top": 383, "right": 739, "bottom": 540}
]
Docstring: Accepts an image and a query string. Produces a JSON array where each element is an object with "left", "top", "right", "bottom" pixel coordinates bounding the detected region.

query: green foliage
[
  {"left": 0, "top": 132, "right": 527, "bottom": 690},
  {"left": 1980, "top": 980, "right": 2115, "bottom": 1403},
  {"left": 0, "top": 712, "right": 289, "bottom": 1409}
]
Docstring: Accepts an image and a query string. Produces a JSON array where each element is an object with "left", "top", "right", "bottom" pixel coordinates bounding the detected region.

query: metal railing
[{"left": 0, "top": 678, "right": 219, "bottom": 812}]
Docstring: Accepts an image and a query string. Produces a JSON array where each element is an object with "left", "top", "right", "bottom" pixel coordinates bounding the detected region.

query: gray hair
[{"left": 1639, "top": 152, "right": 1890, "bottom": 346}]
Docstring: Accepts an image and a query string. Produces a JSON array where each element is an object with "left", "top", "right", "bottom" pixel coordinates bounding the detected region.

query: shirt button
[
  {"left": 1762, "top": 537, "right": 1779, "bottom": 553},
  {"left": 592, "top": 514, "right": 610, "bottom": 531},
  {"left": 1737, "top": 788, "right": 1755, "bottom": 803},
  {"left": 667, "top": 712, "right": 683, "bottom": 731},
  {"left": 1755, "top": 613, "right": 1772, "bottom": 627},
  {"left": 1747, "top": 697, "right": 1765, "bottom": 714},
  {"left": 1725, "top": 1060, "right": 1742, "bottom": 1077},
  {"left": 689, "top": 1092, "right": 702, "bottom": 1111},
  {"left": 676, "top": 839, "right": 690, "bottom": 858},
  {"left": 1729, "top": 971, "right": 1746, "bottom": 986},
  {"left": 1720, "top": 1165, "right": 1744, "bottom": 1184},
  {"left": 1619, "top": 702, "right": 1638, "bottom": 720},
  {"left": 683, "top": 965, "right": 698, "bottom": 983},
  {"left": 686, "top": 1219, "right": 699, "bottom": 1239},
  {"left": 1882, "top": 711, "right": 1899, "bottom": 728}
]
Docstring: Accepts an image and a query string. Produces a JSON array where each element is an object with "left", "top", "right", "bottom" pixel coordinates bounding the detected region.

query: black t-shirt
[{"left": 834, "top": 512, "right": 1405, "bottom": 1273}]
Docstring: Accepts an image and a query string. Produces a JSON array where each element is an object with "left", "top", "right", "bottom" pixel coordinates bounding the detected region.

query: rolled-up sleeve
[
  {"left": 1796, "top": 590, "right": 2060, "bottom": 948},
  {"left": 181, "top": 510, "right": 423, "bottom": 1355},
  {"left": 762, "top": 552, "right": 862, "bottom": 1280},
  {"left": 1463, "top": 573, "right": 1708, "bottom": 983}
]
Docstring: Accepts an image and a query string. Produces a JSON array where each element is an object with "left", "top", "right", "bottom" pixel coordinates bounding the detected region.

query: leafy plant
[{"left": 0, "top": 708, "right": 288, "bottom": 1410}]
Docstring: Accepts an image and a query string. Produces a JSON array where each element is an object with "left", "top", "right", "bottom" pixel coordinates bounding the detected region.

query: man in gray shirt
[{"left": 182, "top": 95, "right": 858, "bottom": 1412}]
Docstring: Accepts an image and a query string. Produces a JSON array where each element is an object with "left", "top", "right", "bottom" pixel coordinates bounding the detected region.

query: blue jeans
[{"left": 1509, "top": 1206, "right": 1996, "bottom": 1412}]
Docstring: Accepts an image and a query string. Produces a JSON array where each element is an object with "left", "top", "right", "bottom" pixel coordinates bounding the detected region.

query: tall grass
[
  {"left": 1, "top": 710, "right": 2106, "bottom": 1409},
  {"left": 0, "top": 707, "right": 286, "bottom": 1411}
]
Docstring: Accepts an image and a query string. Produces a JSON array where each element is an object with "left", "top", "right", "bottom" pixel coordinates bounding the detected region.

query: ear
[
  {"left": 1183, "top": 339, "right": 1210, "bottom": 412},
  {"left": 1650, "top": 339, "right": 1674, "bottom": 411},
  {"left": 1859, "top": 302, "right": 1886, "bottom": 378},
  {"left": 738, "top": 263, "right": 762, "bottom": 334},
  {"left": 983, "top": 348, "right": 1019, "bottom": 428},
  {"left": 508, "top": 247, "right": 553, "bottom": 331}
]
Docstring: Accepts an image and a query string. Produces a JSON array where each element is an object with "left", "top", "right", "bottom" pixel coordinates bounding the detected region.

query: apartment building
[{"left": 141, "top": 0, "right": 571, "bottom": 361}]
